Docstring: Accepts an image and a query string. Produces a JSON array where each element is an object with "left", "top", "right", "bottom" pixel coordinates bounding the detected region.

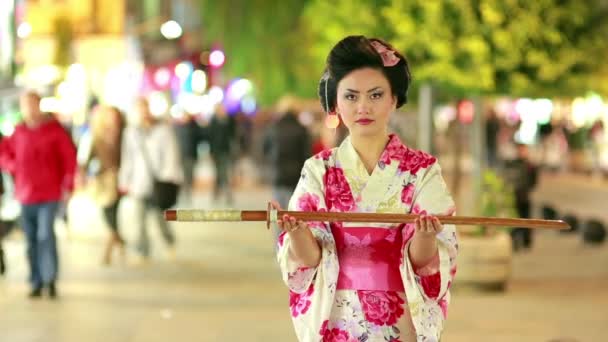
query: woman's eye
[
  {"left": 345, "top": 94, "right": 357, "bottom": 101},
  {"left": 371, "top": 92, "right": 384, "bottom": 99}
]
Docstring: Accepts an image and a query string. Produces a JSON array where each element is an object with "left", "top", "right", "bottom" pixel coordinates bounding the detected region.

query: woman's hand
[
  {"left": 413, "top": 214, "right": 443, "bottom": 239},
  {"left": 409, "top": 214, "right": 442, "bottom": 269},
  {"left": 270, "top": 200, "right": 309, "bottom": 235},
  {"left": 270, "top": 200, "right": 320, "bottom": 268}
]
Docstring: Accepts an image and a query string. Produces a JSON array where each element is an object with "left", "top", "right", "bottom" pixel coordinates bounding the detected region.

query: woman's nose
[{"left": 357, "top": 101, "right": 371, "bottom": 115}]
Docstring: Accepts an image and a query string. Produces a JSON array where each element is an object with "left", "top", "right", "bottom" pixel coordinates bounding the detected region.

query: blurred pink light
[{"left": 209, "top": 50, "right": 225, "bottom": 67}]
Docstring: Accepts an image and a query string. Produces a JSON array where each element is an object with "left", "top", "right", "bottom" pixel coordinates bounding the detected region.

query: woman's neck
[{"left": 350, "top": 132, "right": 390, "bottom": 175}]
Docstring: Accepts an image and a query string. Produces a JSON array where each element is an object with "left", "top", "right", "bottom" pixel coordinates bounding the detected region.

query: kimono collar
[
  {"left": 337, "top": 134, "right": 405, "bottom": 174},
  {"left": 337, "top": 134, "right": 405, "bottom": 212}
]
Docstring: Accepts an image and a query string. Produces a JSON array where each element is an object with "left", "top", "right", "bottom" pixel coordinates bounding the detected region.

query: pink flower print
[
  {"left": 419, "top": 272, "right": 441, "bottom": 299},
  {"left": 319, "top": 320, "right": 329, "bottom": 335},
  {"left": 278, "top": 231, "right": 286, "bottom": 247},
  {"left": 438, "top": 297, "right": 448, "bottom": 318},
  {"left": 323, "top": 167, "right": 356, "bottom": 212},
  {"left": 289, "top": 283, "right": 314, "bottom": 318},
  {"left": 357, "top": 290, "right": 405, "bottom": 326},
  {"left": 321, "top": 328, "right": 352, "bottom": 342},
  {"left": 318, "top": 320, "right": 354, "bottom": 342},
  {"left": 297, "top": 192, "right": 320, "bottom": 212},
  {"left": 296, "top": 192, "right": 328, "bottom": 231},
  {"left": 400, "top": 183, "right": 415, "bottom": 206},
  {"left": 398, "top": 149, "right": 436, "bottom": 175},
  {"left": 315, "top": 149, "right": 333, "bottom": 161},
  {"left": 411, "top": 204, "right": 427, "bottom": 215},
  {"left": 379, "top": 135, "right": 405, "bottom": 166}
]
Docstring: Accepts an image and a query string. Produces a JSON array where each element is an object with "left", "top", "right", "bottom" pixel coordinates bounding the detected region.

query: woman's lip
[{"left": 356, "top": 119, "right": 374, "bottom": 124}]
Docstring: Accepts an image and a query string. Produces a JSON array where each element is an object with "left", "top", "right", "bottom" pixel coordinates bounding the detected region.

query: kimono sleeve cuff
[{"left": 278, "top": 226, "right": 326, "bottom": 294}]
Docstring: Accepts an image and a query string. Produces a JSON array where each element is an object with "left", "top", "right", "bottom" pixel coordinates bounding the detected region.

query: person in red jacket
[{"left": 0, "top": 91, "right": 77, "bottom": 299}]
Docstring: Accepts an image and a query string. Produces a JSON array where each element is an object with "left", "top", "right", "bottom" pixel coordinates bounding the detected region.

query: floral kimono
[{"left": 277, "top": 134, "right": 458, "bottom": 342}]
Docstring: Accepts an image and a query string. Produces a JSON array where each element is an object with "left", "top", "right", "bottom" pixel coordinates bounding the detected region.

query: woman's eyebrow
[{"left": 345, "top": 86, "right": 382, "bottom": 93}]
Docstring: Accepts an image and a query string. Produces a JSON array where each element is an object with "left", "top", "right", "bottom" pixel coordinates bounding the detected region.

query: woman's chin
[{"left": 349, "top": 125, "right": 383, "bottom": 137}]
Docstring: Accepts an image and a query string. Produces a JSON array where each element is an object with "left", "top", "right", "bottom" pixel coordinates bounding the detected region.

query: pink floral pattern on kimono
[
  {"left": 316, "top": 149, "right": 333, "bottom": 161},
  {"left": 357, "top": 290, "right": 405, "bottom": 326},
  {"left": 290, "top": 283, "right": 315, "bottom": 317},
  {"left": 379, "top": 135, "right": 436, "bottom": 175},
  {"left": 319, "top": 320, "right": 354, "bottom": 342},
  {"left": 401, "top": 183, "right": 415, "bottom": 206},
  {"left": 323, "top": 167, "right": 356, "bottom": 212}
]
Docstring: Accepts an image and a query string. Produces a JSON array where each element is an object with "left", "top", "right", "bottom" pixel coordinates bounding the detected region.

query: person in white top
[{"left": 119, "top": 97, "right": 184, "bottom": 262}]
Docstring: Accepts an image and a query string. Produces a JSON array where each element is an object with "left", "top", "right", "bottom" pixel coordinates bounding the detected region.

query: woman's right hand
[{"left": 269, "top": 200, "right": 309, "bottom": 234}]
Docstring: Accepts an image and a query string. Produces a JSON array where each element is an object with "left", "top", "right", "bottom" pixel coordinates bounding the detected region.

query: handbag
[{"left": 138, "top": 132, "right": 180, "bottom": 210}]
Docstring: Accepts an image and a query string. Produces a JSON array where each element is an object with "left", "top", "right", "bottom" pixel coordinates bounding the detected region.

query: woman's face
[{"left": 335, "top": 67, "right": 396, "bottom": 140}]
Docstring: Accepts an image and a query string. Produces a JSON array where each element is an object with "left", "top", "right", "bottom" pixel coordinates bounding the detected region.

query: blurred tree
[
  {"left": 201, "top": 0, "right": 608, "bottom": 105},
  {"left": 200, "top": 0, "right": 311, "bottom": 105},
  {"left": 382, "top": 0, "right": 608, "bottom": 98},
  {"left": 299, "top": 0, "right": 392, "bottom": 82}
]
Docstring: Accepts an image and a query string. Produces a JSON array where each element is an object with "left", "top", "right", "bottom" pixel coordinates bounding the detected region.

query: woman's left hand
[{"left": 413, "top": 214, "right": 443, "bottom": 239}]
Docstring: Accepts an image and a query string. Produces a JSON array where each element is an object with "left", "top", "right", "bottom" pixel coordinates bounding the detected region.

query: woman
[
  {"left": 275, "top": 36, "right": 458, "bottom": 341},
  {"left": 80, "top": 105, "right": 125, "bottom": 265}
]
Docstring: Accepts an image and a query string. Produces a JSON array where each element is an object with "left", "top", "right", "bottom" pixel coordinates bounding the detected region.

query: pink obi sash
[{"left": 331, "top": 225, "right": 404, "bottom": 292}]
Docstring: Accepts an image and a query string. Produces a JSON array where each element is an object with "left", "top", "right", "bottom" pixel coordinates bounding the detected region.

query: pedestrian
[
  {"left": 0, "top": 91, "right": 77, "bottom": 299},
  {"left": 173, "top": 113, "right": 203, "bottom": 206},
  {"left": 78, "top": 105, "right": 126, "bottom": 265},
  {"left": 119, "top": 97, "right": 183, "bottom": 264},
  {"left": 503, "top": 143, "right": 538, "bottom": 251},
  {"left": 208, "top": 103, "right": 236, "bottom": 205},
  {"left": 273, "top": 36, "right": 458, "bottom": 341},
  {"left": 263, "top": 96, "right": 311, "bottom": 247}
]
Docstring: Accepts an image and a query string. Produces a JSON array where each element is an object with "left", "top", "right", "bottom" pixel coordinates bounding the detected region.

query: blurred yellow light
[
  {"left": 191, "top": 70, "right": 207, "bottom": 94},
  {"left": 175, "top": 62, "right": 192, "bottom": 80},
  {"left": 149, "top": 92, "right": 169, "bottom": 117}
]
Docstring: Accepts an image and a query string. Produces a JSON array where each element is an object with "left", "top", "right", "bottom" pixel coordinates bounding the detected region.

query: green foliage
[
  {"left": 200, "top": 0, "right": 310, "bottom": 105},
  {"left": 199, "top": 0, "right": 608, "bottom": 105},
  {"left": 382, "top": 0, "right": 608, "bottom": 97},
  {"left": 472, "top": 169, "right": 517, "bottom": 236}
]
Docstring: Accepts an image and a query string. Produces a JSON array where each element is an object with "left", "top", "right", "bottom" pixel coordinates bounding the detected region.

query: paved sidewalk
[{"left": 0, "top": 188, "right": 606, "bottom": 341}]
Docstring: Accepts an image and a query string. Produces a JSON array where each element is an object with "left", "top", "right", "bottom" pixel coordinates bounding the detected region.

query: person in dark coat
[
  {"left": 502, "top": 143, "right": 538, "bottom": 251},
  {"left": 208, "top": 104, "right": 236, "bottom": 205},
  {"left": 263, "top": 97, "right": 311, "bottom": 247}
]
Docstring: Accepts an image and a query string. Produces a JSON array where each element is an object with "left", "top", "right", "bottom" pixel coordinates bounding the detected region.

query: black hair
[{"left": 318, "top": 35, "right": 411, "bottom": 113}]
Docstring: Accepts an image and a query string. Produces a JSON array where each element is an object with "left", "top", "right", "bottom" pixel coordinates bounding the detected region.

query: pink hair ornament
[{"left": 370, "top": 41, "right": 400, "bottom": 67}]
